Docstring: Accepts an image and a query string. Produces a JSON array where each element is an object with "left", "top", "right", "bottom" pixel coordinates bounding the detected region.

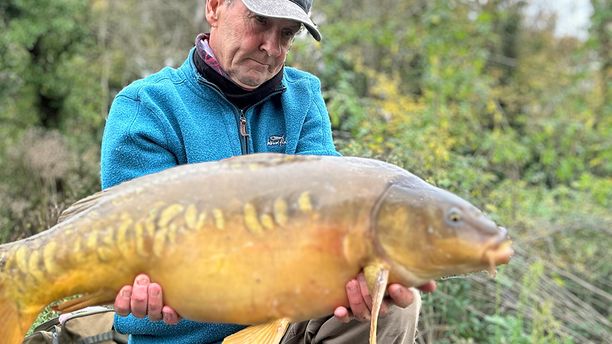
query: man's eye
[{"left": 282, "top": 30, "right": 295, "bottom": 39}]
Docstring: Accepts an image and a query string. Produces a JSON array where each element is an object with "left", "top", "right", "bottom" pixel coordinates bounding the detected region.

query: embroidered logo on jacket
[{"left": 267, "top": 135, "right": 287, "bottom": 146}]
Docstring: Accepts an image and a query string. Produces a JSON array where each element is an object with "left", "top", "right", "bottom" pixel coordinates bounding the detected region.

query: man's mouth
[{"left": 249, "top": 58, "right": 270, "bottom": 67}]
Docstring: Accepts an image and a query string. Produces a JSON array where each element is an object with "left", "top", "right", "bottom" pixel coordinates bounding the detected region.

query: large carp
[{"left": 0, "top": 154, "right": 512, "bottom": 344}]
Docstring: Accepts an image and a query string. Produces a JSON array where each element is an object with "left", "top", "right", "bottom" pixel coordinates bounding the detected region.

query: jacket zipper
[
  {"left": 239, "top": 110, "right": 249, "bottom": 155},
  {"left": 196, "top": 75, "right": 285, "bottom": 155}
]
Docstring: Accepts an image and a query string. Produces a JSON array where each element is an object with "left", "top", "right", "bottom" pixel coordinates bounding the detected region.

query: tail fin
[
  {"left": 0, "top": 246, "right": 41, "bottom": 344},
  {"left": 0, "top": 282, "right": 40, "bottom": 344}
]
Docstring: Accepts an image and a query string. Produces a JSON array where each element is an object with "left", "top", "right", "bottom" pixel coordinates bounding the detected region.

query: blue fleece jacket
[{"left": 100, "top": 48, "right": 339, "bottom": 343}]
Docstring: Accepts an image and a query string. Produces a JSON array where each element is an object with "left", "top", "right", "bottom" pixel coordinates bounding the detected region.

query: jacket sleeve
[
  {"left": 100, "top": 94, "right": 179, "bottom": 189},
  {"left": 294, "top": 78, "right": 341, "bottom": 156}
]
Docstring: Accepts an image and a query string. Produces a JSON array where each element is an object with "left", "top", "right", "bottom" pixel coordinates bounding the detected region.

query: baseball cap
[{"left": 241, "top": 0, "right": 322, "bottom": 41}]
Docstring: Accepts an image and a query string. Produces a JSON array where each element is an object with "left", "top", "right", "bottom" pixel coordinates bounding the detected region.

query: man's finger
[
  {"left": 387, "top": 283, "right": 415, "bottom": 308},
  {"left": 418, "top": 281, "right": 437, "bottom": 293},
  {"left": 346, "top": 279, "right": 370, "bottom": 321},
  {"left": 356, "top": 273, "right": 373, "bottom": 311},
  {"left": 147, "top": 283, "right": 163, "bottom": 321},
  {"left": 333, "top": 306, "right": 352, "bottom": 323},
  {"left": 130, "top": 274, "right": 150, "bottom": 318},
  {"left": 378, "top": 299, "right": 391, "bottom": 317},
  {"left": 114, "top": 286, "right": 132, "bottom": 316},
  {"left": 162, "top": 306, "right": 180, "bottom": 325}
]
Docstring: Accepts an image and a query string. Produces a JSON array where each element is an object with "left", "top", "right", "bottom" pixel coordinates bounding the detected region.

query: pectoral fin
[
  {"left": 364, "top": 260, "right": 390, "bottom": 344},
  {"left": 53, "top": 289, "right": 116, "bottom": 313},
  {"left": 223, "top": 318, "right": 291, "bottom": 344}
]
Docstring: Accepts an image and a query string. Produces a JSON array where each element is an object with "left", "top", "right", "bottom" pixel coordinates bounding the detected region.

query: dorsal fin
[{"left": 56, "top": 189, "right": 110, "bottom": 224}]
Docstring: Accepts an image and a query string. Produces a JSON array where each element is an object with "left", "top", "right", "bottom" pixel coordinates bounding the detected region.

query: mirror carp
[{"left": 0, "top": 153, "right": 513, "bottom": 344}]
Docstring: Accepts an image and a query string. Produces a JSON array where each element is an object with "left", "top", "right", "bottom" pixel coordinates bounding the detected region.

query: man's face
[{"left": 207, "top": 0, "right": 302, "bottom": 90}]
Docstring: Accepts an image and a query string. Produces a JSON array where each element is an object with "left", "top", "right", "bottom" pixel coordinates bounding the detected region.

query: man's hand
[
  {"left": 114, "top": 274, "right": 181, "bottom": 325},
  {"left": 333, "top": 273, "right": 437, "bottom": 323}
]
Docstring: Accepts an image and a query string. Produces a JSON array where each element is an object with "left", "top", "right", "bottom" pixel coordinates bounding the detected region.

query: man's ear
[{"left": 206, "top": 0, "right": 222, "bottom": 26}]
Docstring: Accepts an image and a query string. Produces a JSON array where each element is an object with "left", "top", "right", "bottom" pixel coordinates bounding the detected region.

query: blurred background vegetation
[{"left": 1, "top": 0, "right": 610, "bottom": 342}]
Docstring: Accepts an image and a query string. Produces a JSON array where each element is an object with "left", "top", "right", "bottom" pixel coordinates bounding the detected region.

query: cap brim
[{"left": 241, "top": 0, "right": 322, "bottom": 41}]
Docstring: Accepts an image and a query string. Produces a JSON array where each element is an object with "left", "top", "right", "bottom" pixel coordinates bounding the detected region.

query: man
[{"left": 101, "top": 0, "right": 435, "bottom": 343}]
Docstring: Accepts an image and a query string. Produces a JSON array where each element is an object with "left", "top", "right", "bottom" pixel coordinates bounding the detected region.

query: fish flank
[
  {"left": 260, "top": 213, "right": 275, "bottom": 231},
  {"left": 168, "top": 223, "right": 179, "bottom": 244},
  {"left": 97, "top": 226, "right": 117, "bottom": 262},
  {"left": 27, "top": 250, "right": 46, "bottom": 283},
  {"left": 116, "top": 217, "right": 134, "bottom": 259},
  {"left": 101, "top": 226, "right": 115, "bottom": 247},
  {"left": 85, "top": 231, "right": 98, "bottom": 253},
  {"left": 158, "top": 204, "right": 185, "bottom": 228},
  {"left": 70, "top": 236, "right": 83, "bottom": 264},
  {"left": 273, "top": 197, "right": 288, "bottom": 227},
  {"left": 244, "top": 203, "right": 264, "bottom": 235},
  {"left": 298, "top": 192, "right": 313, "bottom": 213},
  {"left": 195, "top": 212, "right": 208, "bottom": 231},
  {"left": 134, "top": 223, "right": 149, "bottom": 257},
  {"left": 42, "top": 242, "right": 59, "bottom": 276},
  {"left": 15, "top": 246, "right": 29, "bottom": 274},
  {"left": 144, "top": 215, "right": 156, "bottom": 238},
  {"left": 97, "top": 246, "right": 115, "bottom": 262},
  {"left": 213, "top": 208, "right": 225, "bottom": 230},
  {"left": 184, "top": 205, "right": 199, "bottom": 230},
  {"left": 153, "top": 226, "right": 167, "bottom": 257}
]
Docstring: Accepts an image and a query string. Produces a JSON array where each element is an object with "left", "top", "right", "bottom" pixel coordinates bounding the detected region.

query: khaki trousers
[{"left": 280, "top": 289, "right": 421, "bottom": 344}]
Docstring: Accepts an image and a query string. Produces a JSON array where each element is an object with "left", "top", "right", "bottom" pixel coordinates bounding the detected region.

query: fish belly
[{"left": 150, "top": 222, "right": 362, "bottom": 324}]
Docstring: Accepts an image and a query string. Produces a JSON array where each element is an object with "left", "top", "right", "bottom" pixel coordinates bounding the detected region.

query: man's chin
[{"left": 231, "top": 75, "right": 267, "bottom": 91}]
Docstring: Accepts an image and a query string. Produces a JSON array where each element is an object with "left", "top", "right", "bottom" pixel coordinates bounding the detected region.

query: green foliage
[
  {"left": 0, "top": 128, "right": 99, "bottom": 242},
  {"left": 1, "top": 0, "right": 610, "bottom": 342},
  {"left": 0, "top": 0, "right": 102, "bottom": 243}
]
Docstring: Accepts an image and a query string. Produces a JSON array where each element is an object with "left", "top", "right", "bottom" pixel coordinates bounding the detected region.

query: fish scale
[{"left": 0, "top": 153, "right": 512, "bottom": 344}]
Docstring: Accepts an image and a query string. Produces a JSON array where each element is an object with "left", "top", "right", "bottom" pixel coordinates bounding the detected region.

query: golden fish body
[{"left": 0, "top": 154, "right": 512, "bottom": 344}]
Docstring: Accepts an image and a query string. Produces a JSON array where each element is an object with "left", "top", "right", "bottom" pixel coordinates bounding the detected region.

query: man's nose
[{"left": 260, "top": 31, "right": 283, "bottom": 58}]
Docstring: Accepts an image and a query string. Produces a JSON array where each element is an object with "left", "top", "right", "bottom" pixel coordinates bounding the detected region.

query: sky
[{"left": 525, "top": 0, "right": 594, "bottom": 40}]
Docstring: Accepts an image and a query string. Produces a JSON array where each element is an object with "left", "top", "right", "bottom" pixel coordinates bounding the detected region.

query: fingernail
[
  {"left": 389, "top": 285, "right": 400, "bottom": 295},
  {"left": 122, "top": 289, "right": 131, "bottom": 297},
  {"left": 137, "top": 277, "right": 148, "bottom": 285},
  {"left": 163, "top": 311, "right": 175, "bottom": 324},
  {"left": 152, "top": 288, "right": 160, "bottom": 296}
]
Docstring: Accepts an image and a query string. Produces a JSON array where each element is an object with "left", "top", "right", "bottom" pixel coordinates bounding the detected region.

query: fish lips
[{"left": 483, "top": 227, "right": 514, "bottom": 267}]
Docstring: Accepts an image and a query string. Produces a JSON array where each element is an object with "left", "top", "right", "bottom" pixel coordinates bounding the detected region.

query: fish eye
[{"left": 445, "top": 208, "right": 463, "bottom": 226}]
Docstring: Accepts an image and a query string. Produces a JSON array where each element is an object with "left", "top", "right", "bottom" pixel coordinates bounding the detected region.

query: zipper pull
[{"left": 240, "top": 114, "right": 249, "bottom": 138}]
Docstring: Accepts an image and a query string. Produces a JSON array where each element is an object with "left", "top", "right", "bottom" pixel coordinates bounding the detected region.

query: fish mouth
[{"left": 481, "top": 227, "right": 514, "bottom": 277}]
